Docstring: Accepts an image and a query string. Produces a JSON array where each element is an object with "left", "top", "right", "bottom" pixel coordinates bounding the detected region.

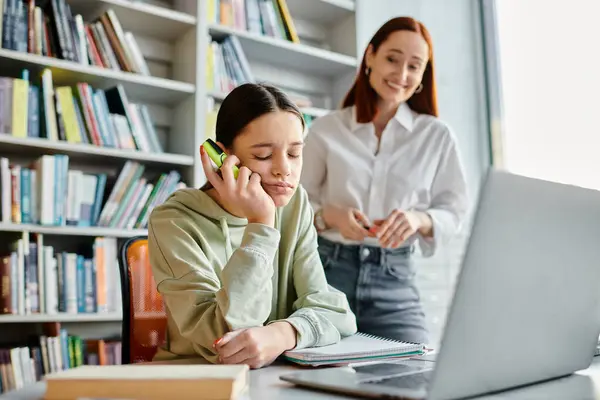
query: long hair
[{"left": 342, "top": 17, "right": 438, "bottom": 122}]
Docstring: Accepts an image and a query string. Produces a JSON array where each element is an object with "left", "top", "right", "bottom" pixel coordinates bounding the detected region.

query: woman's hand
[
  {"left": 201, "top": 146, "right": 275, "bottom": 226},
  {"left": 322, "top": 205, "right": 374, "bottom": 241},
  {"left": 372, "top": 210, "right": 433, "bottom": 248},
  {"left": 214, "top": 322, "right": 297, "bottom": 369}
]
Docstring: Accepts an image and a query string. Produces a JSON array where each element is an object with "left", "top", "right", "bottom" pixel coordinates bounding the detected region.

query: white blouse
[{"left": 300, "top": 103, "right": 469, "bottom": 257}]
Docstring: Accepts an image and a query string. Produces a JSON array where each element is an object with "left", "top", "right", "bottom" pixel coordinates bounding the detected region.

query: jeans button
[{"left": 361, "top": 248, "right": 370, "bottom": 259}]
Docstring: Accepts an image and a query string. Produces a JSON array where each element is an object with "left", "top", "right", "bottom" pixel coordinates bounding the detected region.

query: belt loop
[
  {"left": 380, "top": 247, "right": 386, "bottom": 266},
  {"left": 332, "top": 242, "right": 340, "bottom": 261}
]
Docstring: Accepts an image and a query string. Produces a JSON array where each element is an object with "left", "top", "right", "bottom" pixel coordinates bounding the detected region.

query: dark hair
[
  {"left": 342, "top": 16, "right": 438, "bottom": 122},
  {"left": 216, "top": 83, "right": 306, "bottom": 148}
]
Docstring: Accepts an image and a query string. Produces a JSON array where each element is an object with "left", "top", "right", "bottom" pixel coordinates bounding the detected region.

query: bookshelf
[{"left": 0, "top": 0, "right": 359, "bottom": 392}]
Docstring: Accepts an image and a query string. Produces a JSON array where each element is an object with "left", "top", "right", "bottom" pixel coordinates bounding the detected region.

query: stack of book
[{"left": 1, "top": 1, "right": 150, "bottom": 74}]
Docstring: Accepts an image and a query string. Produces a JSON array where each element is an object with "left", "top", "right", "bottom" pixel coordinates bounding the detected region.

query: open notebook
[{"left": 283, "top": 332, "right": 426, "bottom": 367}]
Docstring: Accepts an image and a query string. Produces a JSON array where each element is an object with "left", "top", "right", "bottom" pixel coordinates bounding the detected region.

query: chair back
[{"left": 118, "top": 236, "right": 167, "bottom": 364}]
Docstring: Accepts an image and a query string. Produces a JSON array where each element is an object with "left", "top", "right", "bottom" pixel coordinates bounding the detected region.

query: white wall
[{"left": 355, "top": 0, "right": 491, "bottom": 347}]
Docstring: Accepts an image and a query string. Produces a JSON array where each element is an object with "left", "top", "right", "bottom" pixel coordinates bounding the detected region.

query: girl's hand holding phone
[{"left": 200, "top": 145, "right": 275, "bottom": 226}]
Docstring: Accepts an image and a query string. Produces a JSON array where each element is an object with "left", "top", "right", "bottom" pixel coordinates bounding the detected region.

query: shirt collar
[{"left": 350, "top": 102, "right": 415, "bottom": 133}]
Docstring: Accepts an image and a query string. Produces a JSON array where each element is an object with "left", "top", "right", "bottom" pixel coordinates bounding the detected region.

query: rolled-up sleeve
[{"left": 418, "top": 131, "right": 469, "bottom": 257}]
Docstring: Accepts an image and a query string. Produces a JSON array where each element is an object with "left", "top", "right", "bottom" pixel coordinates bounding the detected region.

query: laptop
[{"left": 280, "top": 169, "right": 600, "bottom": 400}]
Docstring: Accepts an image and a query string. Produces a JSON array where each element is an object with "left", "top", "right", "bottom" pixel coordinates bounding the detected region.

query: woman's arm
[
  {"left": 269, "top": 189, "right": 358, "bottom": 349},
  {"left": 418, "top": 131, "right": 469, "bottom": 257},
  {"left": 148, "top": 208, "right": 280, "bottom": 362}
]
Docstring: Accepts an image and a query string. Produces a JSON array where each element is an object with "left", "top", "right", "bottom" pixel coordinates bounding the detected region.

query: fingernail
[
  {"left": 213, "top": 338, "right": 222, "bottom": 348},
  {"left": 200, "top": 146, "right": 205, "bottom": 154}
]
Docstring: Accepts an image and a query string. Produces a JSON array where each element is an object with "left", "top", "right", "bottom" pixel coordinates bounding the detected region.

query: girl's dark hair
[{"left": 216, "top": 83, "right": 306, "bottom": 148}]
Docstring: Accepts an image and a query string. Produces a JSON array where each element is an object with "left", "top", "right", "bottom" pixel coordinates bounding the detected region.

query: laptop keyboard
[{"left": 362, "top": 371, "right": 432, "bottom": 390}]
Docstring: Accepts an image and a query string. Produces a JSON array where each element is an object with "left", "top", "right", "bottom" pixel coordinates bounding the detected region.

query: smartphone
[{"left": 202, "top": 138, "right": 240, "bottom": 179}]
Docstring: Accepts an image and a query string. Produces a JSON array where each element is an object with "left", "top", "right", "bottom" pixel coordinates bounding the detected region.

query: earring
[
  {"left": 365, "top": 66, "right": 371, "bottom": 76},
  {"left": 415, "top": 83, "right": 423, "bottom": 94}
]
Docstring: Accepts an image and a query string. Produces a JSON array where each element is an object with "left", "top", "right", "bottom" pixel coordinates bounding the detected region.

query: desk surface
[{"left": 2, "top": 357, "right": 600, "bottom": 400}]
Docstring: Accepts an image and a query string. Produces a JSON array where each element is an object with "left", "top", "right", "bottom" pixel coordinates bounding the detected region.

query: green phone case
[{"left": 202, "top": 139, "right": 240, "bottom": 179}]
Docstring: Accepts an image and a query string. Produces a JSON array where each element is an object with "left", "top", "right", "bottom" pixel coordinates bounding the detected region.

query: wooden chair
[{"left": 118, "top": 236, "right": 167, "bottom": 364}]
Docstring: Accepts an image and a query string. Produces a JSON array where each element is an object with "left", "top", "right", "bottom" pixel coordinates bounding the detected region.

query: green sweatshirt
[{"left": 148, "top": 185, "right": 357, "bottom": 363}]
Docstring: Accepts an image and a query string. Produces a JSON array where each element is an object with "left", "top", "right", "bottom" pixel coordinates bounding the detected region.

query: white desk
[{"left": 2, "top": 357, "right": 600, "bottom": 399}]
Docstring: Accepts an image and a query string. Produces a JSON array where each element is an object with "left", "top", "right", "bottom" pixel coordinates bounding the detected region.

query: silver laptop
[{"left": 280, "top": 169, "right": 600, "bottom": 400}]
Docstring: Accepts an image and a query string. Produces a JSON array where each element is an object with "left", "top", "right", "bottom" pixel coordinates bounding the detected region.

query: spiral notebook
[{"left": 283, "top": 333, "right": 426, "bottom": 367}]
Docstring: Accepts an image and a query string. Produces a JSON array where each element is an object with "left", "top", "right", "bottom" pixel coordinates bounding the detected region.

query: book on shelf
[
  {"left": 0, "top": 155, "right": 185, "bottom": 229},
  {"left": 207, "top": 35, "right": 254, "bottom": 93},
  {"left": 1, "top": 0, "right": 150, "bottom": 75},
  {"left": 0, "top": 233, "right": 122, "bottom": 316},
  {"left": 209, "top": 0, "right": 299, "bottom": 44},
  {"left": 0, "top": 69, "right": 165, "bottom": 154},
  {"left": 0, "top": 324, "right": 122, "bottom": 394},
  {"left": 206, "top": 38, "right": 318, "bottom": 111}
]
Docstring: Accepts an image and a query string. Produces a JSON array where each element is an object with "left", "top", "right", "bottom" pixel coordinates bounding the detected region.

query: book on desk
[{"left": 43, "top": 364, "right": 249, "bottom": 400}]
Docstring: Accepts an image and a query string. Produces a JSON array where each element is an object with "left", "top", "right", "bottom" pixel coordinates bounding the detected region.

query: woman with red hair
[{"left": 301, "top": 17, "right": 468, "bottom": 344}]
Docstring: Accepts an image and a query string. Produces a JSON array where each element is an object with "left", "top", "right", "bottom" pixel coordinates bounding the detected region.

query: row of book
[
  {"left": 206, "top": 37, "right": 314, "bottom": 108},
  {"left": 2, "top": 0, "right": 150, "bottom": 75},
  {"left": 209, "top": 0, "right": 299, "bottom": 44},
  {"left": 207, "top": 35, "right": 253, "bottom": 94},
  {"left": 0, "top": 325, "right": 121, "bottom": 394},
  {"left": 0, "top": 70, "right": 164, "bottom": 154},
  {"left": 0, "top": 234, "right": 121, "bottom": 316},
  {"left": 0, "top": 156, "right": 184, "bottom": 229}
]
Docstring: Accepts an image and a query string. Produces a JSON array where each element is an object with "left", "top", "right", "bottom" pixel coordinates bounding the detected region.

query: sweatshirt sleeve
[
  {"left": 148, "top": 208, "right": 280, "bottom": 362},
  {"left": 269, "top": 190, "right": 357, "bottom": 349}
]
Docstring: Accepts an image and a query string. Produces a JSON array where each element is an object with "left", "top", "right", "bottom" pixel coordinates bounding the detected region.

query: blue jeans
[{"left": 318, "top": 236, "right": 429, "bottom": 344}]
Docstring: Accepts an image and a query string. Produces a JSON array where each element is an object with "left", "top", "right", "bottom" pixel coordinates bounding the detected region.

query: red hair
[{"left": 342, "top": 17, "right": 438, "bottom": 122}]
